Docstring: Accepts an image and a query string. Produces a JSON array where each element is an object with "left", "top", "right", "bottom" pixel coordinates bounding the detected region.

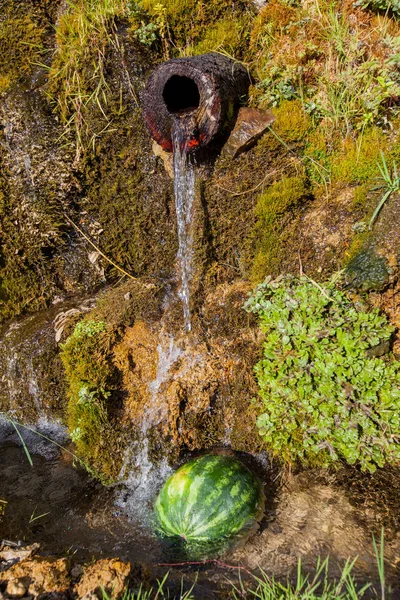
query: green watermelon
[{"left": 154, "top": 454, "right": 263, "bottom": 544}]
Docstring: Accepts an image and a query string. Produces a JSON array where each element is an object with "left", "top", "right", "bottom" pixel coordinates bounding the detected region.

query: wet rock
[
  {"left": 70, "top": 564, "right": 83, "bottom": 580},
  {"left": 233, "top": 474, "right": 387, "bottom": 579},
  {"left": 222, "top": 107, "right": 275, "bottom": 158},
  {"left": 2, "top": 557, "right": 70, "bottom": 598},
  {"left": 74, "top": 558, "right": 130, "bottom": 600},
  {"left": 365, "top": 339, "right": 392, "bottom": 358},
  {"left": 152, "top": 141, "right": 174, "bottom": 179},
  {"left": 0, "top": 543, "right": 40, "bottom": 565},
  {"left": 345, "top": 247, "right": 391, "bottom": 292}
]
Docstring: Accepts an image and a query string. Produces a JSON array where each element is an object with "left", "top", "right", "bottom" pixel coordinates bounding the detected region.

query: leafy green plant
[
  {"left": 244, "top": 275, "right": 400, "bottom": 473},
  {"left": 355, "top": 0, "right": 400, "bottom": 19}
]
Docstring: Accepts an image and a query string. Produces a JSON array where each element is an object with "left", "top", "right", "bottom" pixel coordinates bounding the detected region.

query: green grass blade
[{"left": 9, "top": 418, "right": 33, "bottom": 467}]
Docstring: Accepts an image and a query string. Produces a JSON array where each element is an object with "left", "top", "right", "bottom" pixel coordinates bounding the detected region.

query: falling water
[
  {"left": 172, "top": 117, "right": 196, "bottom": 332},
  {"left": 115, "top": 335, "right": 182, "bottom": 524}
]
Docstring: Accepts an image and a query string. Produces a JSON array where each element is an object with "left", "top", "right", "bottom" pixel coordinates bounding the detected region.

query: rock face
[
  {"left": 110, "top": 280, "right": 263, "bottom": 469},
  {"left": 222, "top": 107, "right": 276, "bottom": 158}
]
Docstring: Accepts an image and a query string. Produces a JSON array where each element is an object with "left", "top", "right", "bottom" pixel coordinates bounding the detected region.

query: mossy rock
[{"left": 345, "top": 246, "right": 391, "bottom": 292}]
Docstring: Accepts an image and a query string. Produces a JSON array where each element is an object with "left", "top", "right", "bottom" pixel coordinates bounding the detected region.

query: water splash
[
  {"left": 172, "top": 117, "right": 196, "bottom": 332},
  {"left": 115, "top": 335, "right": 182, "bottom": 525}
]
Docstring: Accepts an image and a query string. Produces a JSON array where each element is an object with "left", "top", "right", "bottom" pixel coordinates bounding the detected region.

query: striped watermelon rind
[{"left": 154, "top": 454, "right": 264, "bottom": 545}]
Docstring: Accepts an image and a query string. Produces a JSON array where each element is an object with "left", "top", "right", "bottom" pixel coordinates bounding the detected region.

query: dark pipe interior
[{"left": 163, "top": 75, "right": 200, "bottom": 115}]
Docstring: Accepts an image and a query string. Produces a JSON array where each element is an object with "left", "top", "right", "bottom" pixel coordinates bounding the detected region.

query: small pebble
[
  {"left": 6, "top": 579, "right": 27, "bottom": 597},
  {"left": 71, "top": 564, "right": 83, "bottom": 579}
]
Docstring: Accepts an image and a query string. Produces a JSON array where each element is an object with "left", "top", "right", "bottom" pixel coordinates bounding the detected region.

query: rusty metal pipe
[{"left": 142, "top": 53, "right": 250, "bottom": 153}]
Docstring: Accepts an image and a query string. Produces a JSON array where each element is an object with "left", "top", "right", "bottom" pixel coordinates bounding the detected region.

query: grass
[
  {"left": 47, "top": 0, "right": 128, "bottom": 162},
  {"left": 102, "top": 532, "right": 389, "bottom": 599},
  {"left": 101, "top": 572, "right": 196, "bottom": 599},
  {"left": 0, "top": 411, "right": 89, "bottom": 470},
  {"left": 232, "top": 534, "right": 387, "bottom": 599},
  {"left": 369, "top": 152, "right": 400, "bottom": 230}
]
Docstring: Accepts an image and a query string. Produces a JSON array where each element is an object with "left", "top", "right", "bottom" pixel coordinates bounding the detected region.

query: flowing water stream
[
  {"left": 172, "top": 116, "right": 196, "bottom": 332},
  {"left": 115, "top": 335, "right": 181, "bottom": 525}
]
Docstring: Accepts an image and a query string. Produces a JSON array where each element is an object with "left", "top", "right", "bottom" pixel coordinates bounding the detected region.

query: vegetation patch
[
  {"left": 244, "top": 275, "right": 400, "bottom": 473},
  {"left": 251, "top": 176, "right": 309, "bottom": 282},
  {"left": 48, "top": 0, "right": 128, "bottom": 160},
  {"left": 60, "top": 319, "right": 123, "bottom": 482},
  {"left": 132, "top": 0, "right": 253, "bottom": 57},
  {"left": 0, "top": 1, "right": 49, "bottom": 94}
]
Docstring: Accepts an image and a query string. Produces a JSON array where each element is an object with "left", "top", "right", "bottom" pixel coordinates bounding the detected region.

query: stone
[
  {"left": 70, "top": 564, "right": 83, "bottom": 580},
  {"left": 3, "top": 557, "right": 70, "bottom": 597},
  {"left": 74, "top": 558, "right": 130, "bottom": 600},
  {"left": 5, "top": 579, "right": 27, "bottom": 598},
  {"left": 222, "top": 107, "right": 275, "bottom": 158},
  {"left": 345, "top": 246, "right": 391, "bottom": 292},
  {"left": 252, "top": 0, "right": 267, "bottom": 10},
  {"left": 152, "top": 141, "right": 174, "bottom": 179},
  {"left": 0, "top": 543, "right": 40, "bottom": 564}
]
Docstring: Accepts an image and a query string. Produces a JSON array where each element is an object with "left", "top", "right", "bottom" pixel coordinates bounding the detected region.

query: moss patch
[
  {"left": 137, "top": 0, "right": 253, "bottom": 57},
  {"left": 251, "top": 175, "right": 309, "bottom": 283},
  {"left": 0, "top": 1, "right": 50, "bottom": 94},
  {"left": 60, "top": 319, "right": 124, "bottom": 482}
]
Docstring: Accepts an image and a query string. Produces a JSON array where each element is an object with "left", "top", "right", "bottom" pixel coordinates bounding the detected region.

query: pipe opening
[{"left": 163, "top": 75, "right": 200, "bottom": 115}]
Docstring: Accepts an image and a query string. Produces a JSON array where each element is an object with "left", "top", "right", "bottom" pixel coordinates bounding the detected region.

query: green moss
[
  {"left": 137, "top": 0, "right": 253, "bottom": 56},
  {"left": 0, "top": 147, "right": 70, "bottom": 323},
  {"left": 81, "top": 111, "right": 177, "bottom": 281},
  {"left": 0, "top": 7, "right": 46, "bottom": 93},
  {"left": 189, "top": 18, "right": 248, "bottom": 56},
  {"left": 251, "top": 176, "right": 309, "bottom": 282},
  {"left": 352, "top": 184, "right": 370, "bottom": 209},
  {"left": 60, "top": 319, "right": 124, "bottom": 482},
  {"left": 272, "top": 100, "right": 312, "bottom": 144},
  {"left": 331, "top": 128, "right": 389, "bottom": 185}
]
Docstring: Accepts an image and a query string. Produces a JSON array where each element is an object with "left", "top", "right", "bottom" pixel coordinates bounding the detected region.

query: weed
[
  {"left": 232, "top": 533, "right": 389, "bottom": 598},
  {"left": 369, "top": 152, "right": 400, "bottom": 229},
  {"left": 249, "top": 0, "right": 400, "bottom": 135},
  {"left": 244, "top": 275, "right": 400, "bottom": 472}
]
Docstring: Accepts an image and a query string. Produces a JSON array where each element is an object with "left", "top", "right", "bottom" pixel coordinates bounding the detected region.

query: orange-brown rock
[
  {"left": 112, "top": 281, "right": 265, "bottom": 458},
  {"left": 2, "top": 556, "right": 70, "bottom": 598},
  {"left": 74, "top": 558, "right": 130, "bottom": 599}
]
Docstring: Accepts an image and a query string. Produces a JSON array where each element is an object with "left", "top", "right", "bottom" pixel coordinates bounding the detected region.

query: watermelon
[{"left": 154, "top": 454, "right": 263, "bottom": 545}]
